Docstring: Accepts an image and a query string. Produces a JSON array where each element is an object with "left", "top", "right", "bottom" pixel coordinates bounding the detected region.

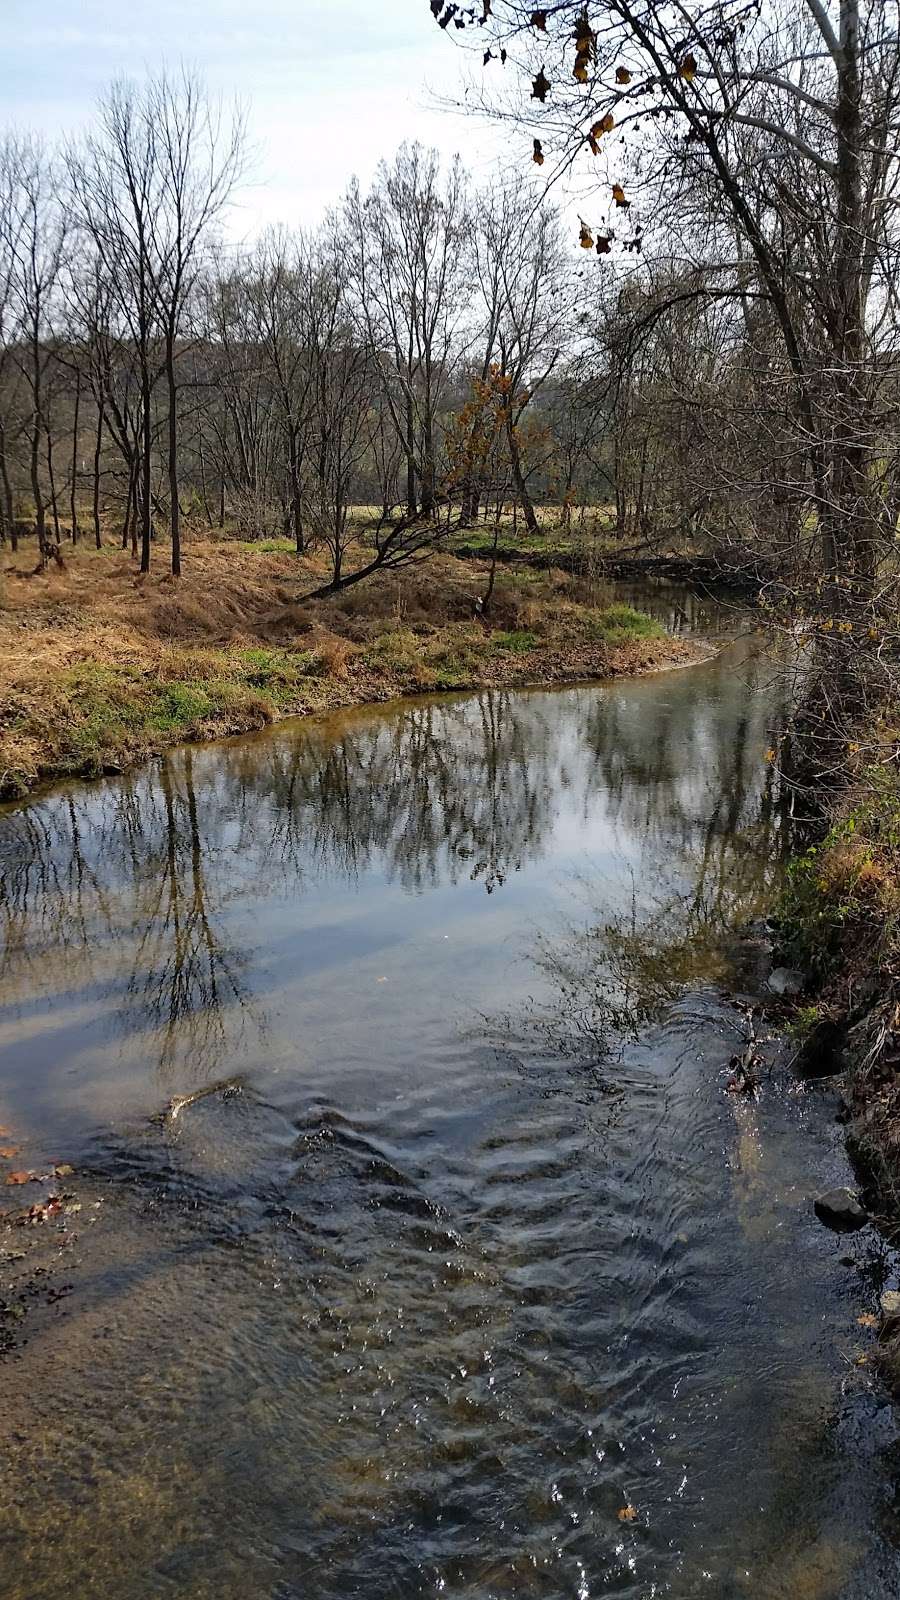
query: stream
[{"left": 0, "top": 583, "right": 898, "bottom": 1599}]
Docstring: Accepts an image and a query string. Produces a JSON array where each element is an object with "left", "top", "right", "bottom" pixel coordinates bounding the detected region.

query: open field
[{"left": 0, "top": 536, "right": 700, "bottom": 800}]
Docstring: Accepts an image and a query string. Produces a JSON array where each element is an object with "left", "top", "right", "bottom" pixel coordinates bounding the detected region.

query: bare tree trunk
[
  {"left": 420, "top": 416, "right": 436, "bottom": 520},
  {"left": 166, "top": 333, "right": 181, "bottom": 576},
  {"left": 830, "top": 0, "right": 873, "bottom": 588},
  {"left": 0, "top": 419, "right": 13, "bottom": 550},
  {"left": 140, "top": 362, "right": 152, "bottom": 573},
  {"left": 123, "top": 457, "right": 138, "bottom": 552},
  {"left": 405, "top": 396, "right": 417, "bottom": 520},
  {"left": 506, "top": 415, "right": 538, "bottom": 534},
  {"left": 28, "top": 318, "right": 58, "bottom": 570},
  {"left": 288, "top": 427, "right": 304, "bottom": 553},
  {"left": 93, "top": 399, "right": 104, "bottom": 548},
  {"left": 197, "top": 423, "right": 213, "bottom": 527},
  {"left": 46, "top": 423, "right": 61, "bottom": 545},
  {"left": 70, "top": 369, "right": 81, "bottom": 544}
]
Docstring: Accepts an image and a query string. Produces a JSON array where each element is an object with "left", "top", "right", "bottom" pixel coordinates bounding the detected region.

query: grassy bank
[{"left": 0, "top": 539, "right": 700, "bottom": 801}]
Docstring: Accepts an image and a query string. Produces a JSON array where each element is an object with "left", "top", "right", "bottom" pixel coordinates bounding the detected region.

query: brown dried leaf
[
  {"left": 616, "top": 66, "right": 632, "bottom": 84},
  {"left": 0, "top": 1146, "right": 20, "bottom": 1160},
  {"left": 532, "top": 138, "right": 545, "bottom": 166},
  {"left": 857, "top": 1312, "right": 878, "bottom": 1328},
  {"left": 6, "top": 1171, "right": 35, "bottom": 1186},
  {"left": 679, "top": 53, "right": 698, "bottom": 81},
  {"left": 531, "top": 67, "right": 551, "bottom": 102},
  {"left": 618, "top": 1504, "right": 638, "bottom": 1522},
  {"left": 530, "top": 7, "right": 548, "bottom": 28}
]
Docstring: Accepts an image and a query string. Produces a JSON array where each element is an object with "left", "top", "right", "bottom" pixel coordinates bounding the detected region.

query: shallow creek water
[{"left": 0, "top": 585, "right": 898, "bottom": 1599}]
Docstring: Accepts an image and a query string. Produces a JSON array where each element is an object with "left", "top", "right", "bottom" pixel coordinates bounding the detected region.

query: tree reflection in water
[{"left": 0, "top": 622, "right": 796, "bottom": 1092}]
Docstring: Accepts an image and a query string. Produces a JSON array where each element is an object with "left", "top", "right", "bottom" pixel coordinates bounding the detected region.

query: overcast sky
[{"left": 2, "top": 0, "right": 511, "bottom": 238}]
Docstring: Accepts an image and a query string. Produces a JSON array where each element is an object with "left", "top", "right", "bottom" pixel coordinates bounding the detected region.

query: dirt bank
[{"left": 777, "top": 766, "right": 900, "bottom": 1384}]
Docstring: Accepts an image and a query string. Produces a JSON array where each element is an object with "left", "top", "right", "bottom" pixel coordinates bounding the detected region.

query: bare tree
[
  {"left": 454, "top": 0, "right": 900, "bottom": 594},
  {"left": 4, "top": 136, "right": 67, "bottom": 570},
  {"left": 68, "top": 71, "right": 244, "bottom": 575},
  {"left": 343, "top": 144, "right": 470, "bottom": 521},
  {"left": 149, "top": 70, "right": 245, "bottom": 575},
  {"left": 469, "top": 183, "right": 576, "bottom": 531}
]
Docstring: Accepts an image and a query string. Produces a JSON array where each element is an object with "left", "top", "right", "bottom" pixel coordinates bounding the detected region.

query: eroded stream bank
[{"left": 1, "top": 584, "right": 899, "bottom": 1599}]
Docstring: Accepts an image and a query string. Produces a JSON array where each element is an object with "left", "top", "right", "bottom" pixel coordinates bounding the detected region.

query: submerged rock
[
  {"left": 768, "top": 966, "right": 806, "bottom": 998},
  {"left": 813, "top": 1188, "right": 870, "bottom": 1231}
]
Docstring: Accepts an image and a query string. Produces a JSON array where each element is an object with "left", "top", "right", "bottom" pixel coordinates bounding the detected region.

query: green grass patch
[
  {"left": 236, "top": 645, "right": 321, "bottom": 699},
  {"left": 489, "top": 629, "right": 539, "bottom": 654},
  {"left": 362, "top": 628, "right": 422, "bottom": 672},
  {"left": 234, "top": 537, "right": 296, "bottom": 554},
  {"left": 583, "top": 604, "right": 663, "bottom": 645},
  {"left": 26, "top": 646, "right": 331, "bottom": 781},
  {"left": 147, "top": 682, "right": 215, "bottom": 731}
]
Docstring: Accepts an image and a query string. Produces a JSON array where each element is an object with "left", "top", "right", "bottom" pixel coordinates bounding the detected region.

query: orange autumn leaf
[
  {"left": 579, "top": 223, "right": 594, "bottom": 249},
  {"left": 0, "top": 1146, "right": 20, "bottom": 1159},
  {"left": 618, "top": 1505, "right": 638, "bottom": 1522},
  {"left": 6, "top": 1170, "right": 35, "bottom": 1186}
]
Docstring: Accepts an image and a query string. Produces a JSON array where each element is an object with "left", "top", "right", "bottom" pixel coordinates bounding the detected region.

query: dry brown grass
[{"left": 0, "top": 537, "right": 697, "bottom": 800}]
